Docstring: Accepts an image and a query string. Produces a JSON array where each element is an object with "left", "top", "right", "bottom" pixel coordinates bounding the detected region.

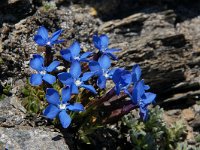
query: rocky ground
[{"left": 0, "top": 0, "right": 200, "bottom": 149}]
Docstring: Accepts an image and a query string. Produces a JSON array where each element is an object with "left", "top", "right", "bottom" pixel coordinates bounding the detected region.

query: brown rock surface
[{"left": 182, "top": 108, "right": 195, "bottom": 121}]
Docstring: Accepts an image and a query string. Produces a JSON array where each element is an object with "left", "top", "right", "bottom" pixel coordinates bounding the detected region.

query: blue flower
[
  {"left": 89, "top": 54, "right": 116, "bottom": 89},
  {"left": 131, "top": 64, "right": 150, "bottom": 90},
  {"left": 60, "top": 41, "right": 92, "bottom": 62},
  {"left": 93, "top": 34, "right": 120, "bottom": 60},
  {"left": 112, "top": 68, "right": 132, "bottom": 95},
  {"left": 58, "top": 60, "right": 96, "bottom": 94},
  {"left": 43, "top": 87, "right": 84, "bottom": 128},
  {"left": 129, "top": 80, "right": 156, "bottom": 121},
  {"left": 132, "top": 64, "right": 141, "bottom": 83},
  {"left": 30, "top": 54, "right": 60, "bottom": 86},
  {"left": 34, "top": 26, "right": 64, "bottom": 46}
]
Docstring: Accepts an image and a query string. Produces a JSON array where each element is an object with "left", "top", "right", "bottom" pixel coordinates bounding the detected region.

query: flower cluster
[{"left": 30, "top": 26, "right": 156, "bottom": 128}]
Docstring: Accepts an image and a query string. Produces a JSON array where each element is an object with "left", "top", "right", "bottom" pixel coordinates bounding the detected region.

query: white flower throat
[
  {"left": 74, "top": 56, "right": 80, "bottom": 61},
  {"left": 46, "top": 41, "right": 51, "bottom": 45},
  {"left": 103, "top": 70, "right": 109, "bottom": 78},
  {"left": 40, "top": 70, "right": 47, "bottom": 75},
  {"left": 75, "top": 80, "right": 82, "bottom": 86},
  {"left": 103, "top": 73, "right": 109, "bottom": 78},
  {"left": 59, "top": 104, "right": 66, "bottom": 110}
]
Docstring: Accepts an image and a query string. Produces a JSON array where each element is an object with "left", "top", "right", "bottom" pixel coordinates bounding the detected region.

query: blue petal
[
  {"left": 46, "top": 61, "right": 60, "bottom": 72},
  {"left": 30, "top": 74, "right": 42, "bottom": 86},
  {"left": 98, "top": 55, "right": 111, "bottom": 70},
  {"left": 139, "top": 107, "right": 148, "bottom": 121},
  {"left": 30, "top": 54, "right": 44, "bottom": 71},
  {"left": 46, "top": 88, "right": 60, "bottom": 105},
  {"left": 124, "top": 89, "right": 132, "bottom": 98},
  {"left": 106, "top": 48, "right": 121, "bottom": 53},
  {"left": 108, "top": 68, "right": 117, "bottom": 78},
  {"left": 59, "top": 110, "right": 71, "bottom": 128},
  {"left": 121, "top": 71, "right": 132, "bottom": 85},
  {"left": 105, "top": 52, "right": 117, "bottom": 60},
  {"left": 67, "top": 103, "right": 84, "bottom": 111},
  {"left": 89, "top": 61, "right": 102, "bottom": 75},
  {"left": 70, "top": 60, "right": 81, "bottom": 79},
  {"left": 93, "top": 34, "right": 101, "bottom": 50},
  {"left": 69, "top": 42, "right": 80, "bottom": 58},
  {"left": 81, "top": 84, "right": 97, "bottom": 94},
  {"left": 60, "top": 49, "right": 71, "bottom": 62},
  {"left": 71, "top": 83, "right": 79, "bottom": 94},
  {"left": 132, "top": 64, "right": 141, "bottom": 83},
  {"left": 112, "top": 69, "right": 123, "bottom": 84},
  {"left": 37, "top": 26, "right": 48, "bottom": 41},
  {"left": 34, "top": 35, "right": 47, "bottom": 46},
  {"left": 114, "top": 84, "right": 121, "bottom": 95},
  {"left": 58, "top": 72, "right": 73, "bottom": 85},
  {"left": 43, "top": 104, "right": 60, "bottom": 119},
  {"left": 97, "top": 75, "right": 107, "bottom": 89},
  {"left": 142, "top": 92, "right": 156, "bottom": 106},
  {"left": 81, "top": 72, "right": 94, "bottom": 82},
  {"left": 144, "top": 85, "right": 150, "bottom": 90},
  {"left": 50, "top": 29, "right": 63, "bottom": 44},
  {"left": 141, "top": 80, "right": 150, "bottom": 90},
  {"left": 61, "top": 87, "right": 71, "bottom": 103},
  {"left": 132, "top": 81, "right": 145, "bottom": 104},
  {"left": 98, "top": 54, "right": 111, "bottom": 70},
  {"left": 99, "top": 34, "right": 109, "bottom": 49},
  {"left": 80, "top": 52, "right": 92, "bottom": 61},
  {"left": 43, "top": 74, "right": 56, "bottom": 84}
]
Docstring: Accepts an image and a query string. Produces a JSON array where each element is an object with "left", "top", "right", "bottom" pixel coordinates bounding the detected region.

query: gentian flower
[
  {"left": 30, "top": 54, "right": 60, "bottom": 86},
  {"left": 132, "top": 64, "right": 141, "bottom": 83},
  {"left": 60, "top": 41, "right": 92, "bottom": 62},
  {"left": 58, "top": 60, "right": 96, "bottom": 94},
  {"left": 89, "top": 54, "right": 116, "bottom": 89},
  {"left": 43, "top": 87, "right": 84, "bottom": 128},
  {"left": 93, "top": 34, "right": 120, "bottom": 60},
  {"left": 131, "top": 64, "right": 150, "bottom": 90},
  {"left": 129, "top": 80, "right": 156, "bottom": 121},
  {"left": 112, "top": 68, "right": 132, "bottom": 95},
  {"left": 34, "top": 26, "right": 64, "bottom": 46}
]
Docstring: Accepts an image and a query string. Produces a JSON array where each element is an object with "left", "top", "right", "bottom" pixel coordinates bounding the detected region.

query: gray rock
[
  {"left": 193, "top": 104, "right": 200, "bottom": 114},
  {"left": 0, "top": 96, "right": 70, "bottom": 149},
  {"left": 0, "top": 96, "right": 26, "bottom": 127},
  {"left": 0, "top": 127, "right": 69, "bottom": 150}
]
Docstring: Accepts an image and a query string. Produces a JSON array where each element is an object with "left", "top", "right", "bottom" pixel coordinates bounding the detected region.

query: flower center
[
  {"left": 74, "top": 56, "right": 80, "bottom": 61},
  {"left": 101, "top": 47, "right": 107, "bottom": 52},
  {"left": 138, "top": 99, "right": 143, "bottom": 106},
  {"left": 75, "top": 80, "right": 82, "bottom": 87},
  {"left": 40, "top": 70, "right": 47, "bottom": 75},
  {"left": 103, "top": 70, "right": 109, "bottom": 78},
  {"left": 104, "top": 72, "right": 109, "bottom": 78},
  {"left": 46, "top": 41, "right": 51, "bottom": 45},
  {"left": 59, "top": 104, "right": 66, "bottom": 110}
]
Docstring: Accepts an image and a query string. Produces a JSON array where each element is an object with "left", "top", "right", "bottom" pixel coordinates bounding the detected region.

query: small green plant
[
  {"left": 21, "top": 81, "right": 46, "bottom": 114},
  {"left": 42, "top": 1, "right": 57, "bottom": 12},
  {"left": 122, "top": 106, "right": 187, "bottom": 150},
  {"left": 0, "top": 83, "right": 12, "bottom": 100},
  {"left": 195, "top": 134, "right": 200, "bottom": 143},
  {"left": 176, "top": 142, "right": 188, "bottom": 150}
]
